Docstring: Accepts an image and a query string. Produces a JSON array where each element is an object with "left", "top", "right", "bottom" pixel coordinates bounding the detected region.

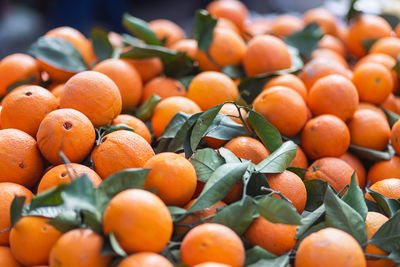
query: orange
[
  {"left": 0, "top": 183, "right": 33, "bottom": 245},
  {"left": 264, "top": 74, "right": 307, "bottom": 101},
  {"left": 206, "top": 0, "right": 249, "bottom": 30},
  {"left": 253, "top": 86, "right": 307, "bottom": 137},
  {"left": 244, "top": 217, "right": 297, "bottom": 256},
  {"left": 381, "top": 94, "right": 399, "bottom": 114},
  {"left": 243, "top": 35, "right": 292, "bottom": 76},
  {"left": 0, "top": 106, "right": 2, "bottom": 129},
  {"left": 49, "top": 83, "right": 64, "bottom": 106},
  {"left": 37, "top": 163, "right": 102, "bottom": 193},
  {"left": 303, "top": 8, "right": 337, "bottom": 35},
  {"left": 223, "top": 136, "right": 270, "bottom": 164},
  {"left": 0, "top": 129, "right": 43, "bottom": 188},
  {"left": 311, "top": 48, "right": 348, "bottom": 68},
  {"left": 9, "top": 216, "right": 62, "bottom": 266},
  {"left": 181, "top": 223, "right": 245, "bottom": 267},
  {"left": 346, "top": 15, "right": 391, "bottom": 58},
  {"left": 365, "top": 178, "right": 400, "bottom": 202},
  {"left": 36, "top": 108, "right": 95, "bottom": 165},
  {"left": 307, "top": 74, "right": 358, "bottom": 121},
  {"left": 290, "top": 145, "right": 308, "bottom": 168},
  {"left": 301, "top": 114, "right": 350, "bottom": 160},
  {"left": 305, "top": 157, "right": 357, "bottom": 192},
  {"left": 103, "top": 189, "right": 173, "bottom": 253},
  {"left": 370, "top": 37, "right": 400, "bottom": 59},
  {"left": 339, "top": 153, "right": 366, "bottom": 188},
  {"left": 127, "top": 58, "right": 163, "bottom": 83},
  {"left": 149, "top": 19, "right": 186, "bottom": 47},
  {"left": 0, "top": 246, "right": 22, "bottom": 267},
  {"left": 151, "top": 96, "right": 201, "bottom": 138},
  {"left": 396, "top": 23, "right": 400, "bottom": 37},
  {"left": 49, "top": 228, "right": 110, "bottom": 267},
  {"left": 348, "top": 109, "right": 390, "bottom": 151},
  {"left": 318, "top": 34, "right": 346, "bottom": 57},
  {"left": 270, "top": 15, "right": 304, "bottom": 37},
  {"left": 1, "top": 85, "right": 57, "bottom": 137},
  {"left": 357, "top": 102, "right": 386, "bottom": 119},
  {"left": 367, "top": 156, "right": 400, "bottom": 185},
  {"left": 196, "top": 28, "right": 246, "bottom": 72},
  {"left": 364, "top": 212, "right": 395, "bottom": 267},
  {"left": 194, "top": 263, "right": 231, "bottom": 267},
  {"left": 169, "top": 39, "right": 197, "bottom": 58},
  {"left": 141, "top": 76, "right": 186, "bottom": 104},
  {"left": 187, "top": 71, "right": 239, "bottom": 111},
  {"left": 391, "top": 119, "right": 400, "bottom": 156},
  {"left": 60, "top": 71, "right": 122, "bottom": 127},
  {"left": 0, "top": 53, "right": 40, "bottom": 97},
  {"left": 144, "top": 152, "right": 197, "bottom": 206},
  {"left": 112, "top": 114, "right": 152, "bottom": 144},
  {"left": 93, "top": 58, "right": 143, "bottom": 111},
  {"left": 91, "top": 130, "right": 155, "bottom": 179},
  {"left": 266, "top": 170, "right": 307, "bottom": 213},
  {"left": 242, "top": 18, "right": 271, "bottom": 40},
  {"left": 216, "top": 18, "right": 241, "bottom": 35},
  {"left": 295, "top": 228, "right": 366, "bottom": 267},
  {"left": 118, "top": 252, "right": 173, "bottom": 267}
]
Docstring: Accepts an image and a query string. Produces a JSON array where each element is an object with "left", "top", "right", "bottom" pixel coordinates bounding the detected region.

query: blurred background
[{"left": 0, "top": 0, "right": 399, "bottom": 58}]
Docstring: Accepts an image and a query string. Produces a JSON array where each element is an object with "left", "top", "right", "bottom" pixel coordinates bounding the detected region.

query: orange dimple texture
[
  {"left": 264, "top": 74, "right": 307, "bottom": 101},
  {"left": 170, "top": 39, "right": 198, "bottom": 59},
  {"left": 367, "top": 156, "right": 400, "bottom": 185},
  {"left": 0, "top": 246, "right": 23, "bottom": 267},
  {"left": 118, "top": 252, "right": 173, "bottom": 267},
  {"left": 149, "top": 19, "right": 186, "bottom": 47},
  {"left": 126, "top": 58, "right": 163, "bottom": 83},
  {"left": 365, "top": 178, "right": 400, "bottom": 202},
  {"left": 391, "top": 120, "right": 400, "bottom": 155},
  {"left": 290, "top": 145, "right": 308, "bottom": 168},
  {"left": 339, "top": 153, "right": 366, "bottom": 188},
  {"left": 224, "top": 136, "right": 270, "bottom": 164},
  {"left": 112, "top": 114, "right": 152, "bottom": 144},
  {"left": 141, "top": 76, "right": 186, "bottom": 104},
  {"left": 303, "top": 8, "right": 337, "bottom": 35}
]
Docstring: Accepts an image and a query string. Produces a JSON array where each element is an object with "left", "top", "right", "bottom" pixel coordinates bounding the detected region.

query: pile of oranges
[{"left": 0, "top": 0, "right": 400, "bottom": 266}]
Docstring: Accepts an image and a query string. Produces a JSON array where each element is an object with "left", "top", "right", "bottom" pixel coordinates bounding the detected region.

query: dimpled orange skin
[
  {"left": 93, "top": 58, "right": 143, "bottom": 111},
  {"left": 151, "top": 96, "right": 202, "bottom": 138},
  {"left": 144, "top": 152, "right": 197, "bottom": 206},
  {"left": 103, "top": 189, "right": 173, "bottom": 253},
  {"left": 270, "top": 15, "right": 304, "bottom": 37},
  {"left": 188, "top": 71, "right": 239, "bottom": 110},
  {"left": 243, "top": 35, "right": 292, "bottom": 76},
  {"left": 127, "top": 58, "right": 163, "bottom": 83},
  {"left": 0, "top": 183, "right": 33, "bottom": 245},
  {"left": 50, "top": 83, "right": 65, "bottom": 106},
  {"left": 194, "top": 263, "right": 231, "bottom": 267},
  {"left": 391, "top": 120, "right": 400, "bottom": 155},
  {"left": 1, "top": 85, "right": 58, "bottom": 137},
  {"left": 339, "top": 153, "right": 366, "bottom": 188},
  {"left": 367, "top": 156, "right": 400, "bottom": 185},
  {"left": 118, "top": 252, "right": 173, "bottom": 267},
  {"left": 49, "top": 229, "right": 110, "bottom": 267},
  {"left": 60, "top": 71, "right": 122, "bottom": 127},
  {"left": 303, "top": 8, "right": 337, "bottom": 35},
  {"left": 10, "top": 216, "right": 62, "bottom": 266},
  {"left": 37, "top": 163, "right": 102, "bottom": 193},
  {"left": 357, "top": 102, "right": 387, "bottom": 119},
  {"left": 381, "top": 94, "right": 399, "bottom": 114},
  {"left": 266, "top": 170, "right": 307, "bottom": 213},
  {"left": 196, "top": 28, "right": 246, "bottom": 71},
  {"left": 36, "top": 108, "right": 95, "bottom": 165},
  {"left": 305, "top": 157, "right": 357, "bottom": 192},
  {"left": 91, "top": 131, "right": 154, "bottom": 179},
  {"left": 170, "top": 39, "right": 198, "bottom": 59},
  {"left": 244, "top": 217, "right": 297, "bottom": 256},
  {"left": 370, "top": 37, "right": 400, "bottom": 59},
  {"left": 318, "top": 35, "right": 346, "bottom": 57},
  {"left": 149, "top": 19, "right": 186, "bottom": 47},
  {"left": 206, "top": 0, "right": 249, "bottom": 30},
  {"left": 141, "top": 76, "right": 186, "bottom": 104},
  {"left": 0, "top": 53, "right": 40, "bottom": 97},
  {"left": 181, "top": 223, "right": 245, "bottom": 267},
  {"left": 290, "top": 145, "right": 308, "bottom": 168},
  {"left": 112, "top": 114, "right": 152, "bottom": 144},
  {"left": 348, "top": 109, "right": 391, "bottom": 151},
  {"left": 307, "top": 74, "right": 359, "bottom": 121},
  {"left": 346, "top": 15, "right": 392, "bottom": 58},
  {"left": 253, "top": 86, "right": 307, "bottom": 137},
  {"left": 0, "top": 246, "right": 22, "bottom": 267},
  {"left": 295, "top": 228, "right": 366, "bottom": 267},
  {"left": 224, "top": 136, "right": 270, "bottom": 164},
  {"left": 311, "top": 48, "right": 348, "bottom": 68},
  {"left": 301, "top": 114, "right": 350, "bottom": 160},
  {"left": 264, "top": 74, "right": 307, "bottom": 101},
  {"left": 0, "top": 129, "right": 43, "bottom": 188},
  {"left": 365, "top": 178, "right": 400, "bottom": 202}
]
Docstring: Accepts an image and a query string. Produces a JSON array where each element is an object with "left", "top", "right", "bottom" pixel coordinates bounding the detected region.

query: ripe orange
[
  {"left": 243, "top": 35, "right": 292, "bottom": 76},
  {"left": 311, "top": 48, "right": 348, "bottom": 68},
  {"left": 303, "top": 8, "right": 336, "bottom": 35},
  {"left": 49, "top": 228, "right": 110, "bottom": 267},
  {"left": 0, "top": 246, "right": 22, "bottom": 267},
  {"left": 216, "top": 18, "right": 241, "bottom": 35},
  {"left": 253, "top": 86, "right": 307, "bottom": 137},
  {"left": 141, "top": 76, "right": 186, "bottom": 104},
  {"left": 187, "top": 71, "right": 239, "bottom": 110},
  {"left": 112, "top": 114, "right": 152, "bottom": 144},
  {"left": 149, "top": 19, "right": 186, "bottom": 47},
  {"left": 244, "top": 217, "right": 297, "bottom": 256},
  {"left": 391, "top": 119, "right": 400, "bottom": 155},
  {"left": 264, "top": 74, "right": 307, "bottom": 101},
  {"left": 91, "top": 130, "right": 155, "bottom": 179},
  {"left": 396, "top": 23, "right": 400, "bottom": 37},
  {"left": 339, "top": 153, "right": 366, "bottom": 188},
  {"left": 381, "top": 94, "right": 399, "bottom": 114},
  {"left": 356, "top": 102, "right": 386, "bottom": 119},
  {"left": 118, "top": 252, "right": 173, "bottom": 267},
  {"left": 194, "top": 263, "right": 231, "bottom": 267},
  {"left": 0, "top": 53, "right": 40, "bottom": 97},
  {"left": 223, "top": 136, "right": 270, "bottom": 164},
  {"left": 206, "top": 0, "right": 249, "bottom": 30},
  {"left": 270, "top": 15, "right": 304, "bottom": 37},
  {"left": 36, "top": 108, "right": 95, "bottom": 165},
  {"left": 103, "top": 189, "right": 173, "bottom": 253},
  {"left": 127, "top": 58, "right": 163, "bottom": 83},
  {"left": 365, "top": 178, "right": 400, "bottom": 202},
  {"left": 49, "top": 83, "right": 64, "bottom": 106},
  {"left": 370, "top": 37, "right": 400, "bottom": 59},
  {"left": 9, "top": 216, "right": 62, "bottom": 266},
  {"left": 151, "top": 96, "right": 201, "bottom": 138},
  {"left": 290, "top": 145, "right": 308, "bottom": 168},
  {"left": 60, "top": 71, "right": 122, "bottom": 127},
  {"left": 170, "top": 39, "right": 198, "bottom": 58},
  {"left": 181, "top": 223, "right": 245, "bottom": 267},
  {"left": 242, "top": 18, "right": 271, "bottom": 40},
  {"left": 0, "top": 129, "right": 43, "bottom": 188},
  {"left": 307, "top": 74, "right": 358, "bottom": 121},
  {"left": 318, "top": 34, "right": 346, "bottom": 57},
  {"left": 367, "top": 156, "right": 400, "bottom": 185},
  {"left": 295, "top": 228, "right": 366, "bottom": 267}
]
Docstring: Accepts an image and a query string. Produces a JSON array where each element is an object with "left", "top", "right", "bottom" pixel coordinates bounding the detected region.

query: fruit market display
[{"left": 1, "top": 0, "right": 400, "bottom": 266}]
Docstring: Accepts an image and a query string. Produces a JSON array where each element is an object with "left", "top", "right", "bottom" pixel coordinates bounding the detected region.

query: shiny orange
[
  {"left": 370, "top": 37, "right": 400, "bottom": 59},
  {"left": 270, "top": 15, "right": 304, "bottom": 37},
  {"left": 367, "top": 156, "right": 400, "bottom": 185},
  {"left": 290, "top": 145, "right": 308, "bottom": 168},
  {"left": 303, "top": 8, "right": 337, "bottom": 35},
  {"left": 264, "top": 74, "right": 307, "bottom": 101},
  {"left": 142, "top": 76, "right": 186, "bottom": 104},
  {"left": 118, "top": 252, "right": 173, "bottom": 267},
  {"left": 0, "top": 246, "right": 22, "bottom": 267},
  {"left": 339, "top": 153, "right": 366, "bottom": 188},
  {"left": 206, "top": 0, "right": 249, "bottom": 30},
  {"left": 170, "top": 39, "right": 197, "bottom": 58},
  {"left": 223, "top": 136, "right": 270, "bottom": 164},
  {"left": 127, "top": 58, "right": 163, "bottom": 82},
  {"left": 318, "top": 34, "right": 346, "bottom": 57},
  {"left": 112, "top": 114, "right": 152, "bottom": 144},
  {"left": 365, "top": 178, "right": 400, "bottom": 202},
  {"left": 149, "top": 19, "right": 186, "bottom": 47}
]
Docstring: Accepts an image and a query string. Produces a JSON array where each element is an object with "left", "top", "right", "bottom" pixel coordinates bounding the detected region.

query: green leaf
[
  {"left": 168, "top": 206, "right": 187, "bottom": 220},
  {"left": 160, "top": 112, "right": 191, "bottom": 139},
  {"left": 255, "top": 195, "right": 302, "bottom": 225},
  {"left": 254, "top": 141, "right": 297, "bottom": 173},
  {"left": 287, "top": 167, "right": 307, "bottom": 179},
  {"left": 211, "top": 196, "right": 254, "bottom": 235},
  {"left": 28, "top": 37, "right": 87, "bottom": 72},
  {"left": 204, "top": 114, "right": 246, "bottom": 141},
  {"left": 362, "top": 38, "right": 378, "bottom": 53},
  {"left": 122, "top": 13, "right": 162, "bottom": 46},
  {"left": 6, "top": 75, "right": 38, "bottom": 93},
  {"left": 188, "top": 162, "right": 250, "bottom": 212},
  {"left": 304, "top": 179, "right": 330, "bottom": 212},
  {"left": 246, "top": 110, "right": 282, "bottom": 152},
  {"left": 247, "top": 254, "right": 290, "bottom": 267},
  {"left": 91, "top": 27, "right": 113, "bottom": 61},
  {"left": 10, "top": 196, "right": 26, "bottom": 227},
  {"left": 296, "top": 205, "right": 325, "bottom": 239},
  {"left": 194, "top": 9, "right": 217, "bottom": 52},
  {"left": 47, "top": 210, "right": 82, "bottom": 233},
  {"left": 380, "top": 13, "right": 400, "bottom": 29},
  {"left": 349, "top": 144, "right": 394, "bottom": 161},
  {"left": 370, "top": 210, "right": 400, "bottom": 253},
  {"left": 218, "top": 147, "right": 241, "bottom": 163},
  {"left": 24, "top": 184, "right": 67, "bottom": 217},
  {"left": 177, "top": 75, "right": 195, "bottom": 90},
  {"left": 135, "top": 94, "right": 162, "bottom": 121},
  {"left": 342, "top": 172, "right": 368, "bottom": 220},
  {"left": 296, "top": 221, "right": 327, "bottom": 246},
  {"left": 60, "top": 175, "right": 96, "bottom": 211},
  {"left": 346, "top": 0, "right": 362, "bottom": 22},
  {"left": 221, "top": 65, "right": 245, "bottom": 79},
  {"left": 393, "top": 54, "right": 400, "bottom": 75},
  {"left": 366, "top": 187, "right": 400, "bottom": 218},
  {"left": 285, "top": 22, "right": 323, "bottom": 59},
  {"left": 382, "top": 108, "right": 400, "bottom": 127},
  {"left": 245, "top": 246, "right": 278, "bottom": 266},
  {"left": 190, "top": 148, "right": 225, "bottom": 183},
  {"left": 324, "top": 186, "right": 367, "bottom": 245},
  {"left": 388, "top": 250, "right": 400, "bottom": 263},
  {"left": 245, "top": 172, "right": 270, "bottom": 197},
  {"left": 102, "top": 232, "right": 128, "bottom": 257}
]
